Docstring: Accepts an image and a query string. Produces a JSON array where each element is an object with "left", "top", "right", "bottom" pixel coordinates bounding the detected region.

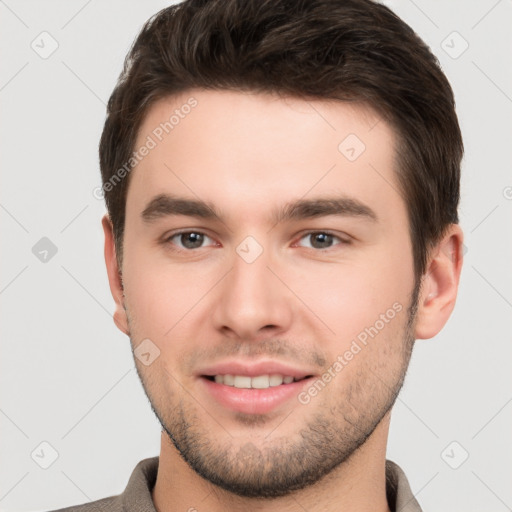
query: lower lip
[{"left": 200, "top": 377, "right": 312, "bottom": 415}]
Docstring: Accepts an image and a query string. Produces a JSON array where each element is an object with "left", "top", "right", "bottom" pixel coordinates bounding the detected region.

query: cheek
[
  {"left": 122, "top": 225, "right": 414, "bottom": 352},
  {"left": 288, "top": 253, "right": 411, "bottom": 344},
  {"left": 122, "top": 248, "right": 218, "bottom": 340}
]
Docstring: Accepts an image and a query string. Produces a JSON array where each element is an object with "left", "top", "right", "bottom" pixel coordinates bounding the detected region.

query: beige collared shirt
[{"left": 49, "top": 457, "right": 422, "bottom": 512}]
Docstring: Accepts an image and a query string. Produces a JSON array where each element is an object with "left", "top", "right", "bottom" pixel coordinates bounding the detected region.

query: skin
[{"left": 102, "top": 89, "right": 463, "bottom": 512}]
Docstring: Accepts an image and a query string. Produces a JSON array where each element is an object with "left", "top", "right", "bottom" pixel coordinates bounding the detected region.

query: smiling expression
[{"left": 111, "top": 89, "right": 420, "bottom": 497}]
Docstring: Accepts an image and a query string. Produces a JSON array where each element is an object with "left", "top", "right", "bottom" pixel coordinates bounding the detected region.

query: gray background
[{"left": 1, "top": 1, "right": 511, "bottom": 511}]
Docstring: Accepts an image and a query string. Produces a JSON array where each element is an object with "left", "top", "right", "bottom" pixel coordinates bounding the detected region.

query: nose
[{"left": 211, "top": 245, "right": 294, "bottom": 341}]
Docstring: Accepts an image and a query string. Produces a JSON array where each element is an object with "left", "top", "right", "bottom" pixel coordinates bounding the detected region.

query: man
[{"left": 53, "top": 0, "right": 464, "bottom": 510}]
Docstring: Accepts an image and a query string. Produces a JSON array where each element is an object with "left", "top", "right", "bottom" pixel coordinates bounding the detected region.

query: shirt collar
[{"left": 119, "top": 457, "right": 422, "bottom": 511}]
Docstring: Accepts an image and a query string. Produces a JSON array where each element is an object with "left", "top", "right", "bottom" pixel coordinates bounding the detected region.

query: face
[{"left": 116, "top": 90, "right": 420, "bottom": 497}]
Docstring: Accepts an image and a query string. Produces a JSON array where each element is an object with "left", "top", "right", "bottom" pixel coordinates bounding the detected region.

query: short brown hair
[{"left": 99, "top": 0, "right": 463, "bottom": 283}]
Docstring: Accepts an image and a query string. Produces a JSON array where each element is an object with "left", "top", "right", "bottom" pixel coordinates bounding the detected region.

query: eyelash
[{"left": 162, "top": 230, "right": 351, "bottom": 252}]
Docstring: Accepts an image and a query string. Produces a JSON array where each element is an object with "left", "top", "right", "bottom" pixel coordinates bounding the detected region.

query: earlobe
[
  {"left": 101, "top": 214, "right": 130, "bottom": 336},
  {"left": 414, "top": 224, "right": 464, "bottom": 340}
]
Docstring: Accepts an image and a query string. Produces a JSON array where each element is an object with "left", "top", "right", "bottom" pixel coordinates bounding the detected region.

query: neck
[{"left": 152, "top": 414, "right": 392, "bottom": 512}]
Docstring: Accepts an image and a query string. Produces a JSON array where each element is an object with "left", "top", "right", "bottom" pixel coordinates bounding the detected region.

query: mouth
[
  {"left": 197, "top": 362, "right": 317, "bottom": 415},
  {"left": 202, "top": 374, "right": 313, "bottom": 389}
]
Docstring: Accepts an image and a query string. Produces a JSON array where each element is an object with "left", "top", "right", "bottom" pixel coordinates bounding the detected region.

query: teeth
[
  {"left": 251, "top": 375, "right": 270, "bottom": 389},
  {"left": 211, "top": 374, "right": 299, "bottom": 389},
  {"left": 234, "top": 375, "right": 252, "bottom": 388},
  {"left": 269, "top": 374, "right": 284, "bottom": 386}
]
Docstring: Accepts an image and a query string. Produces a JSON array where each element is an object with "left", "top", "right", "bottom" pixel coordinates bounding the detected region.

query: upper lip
[{"left": 198, "top": 360, "right": 316, "bottom": 379}]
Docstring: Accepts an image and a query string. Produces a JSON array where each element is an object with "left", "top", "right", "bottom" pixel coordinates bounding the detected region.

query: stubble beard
[{"left": 130, "top": 283, "right": 420, "bottom": 498}]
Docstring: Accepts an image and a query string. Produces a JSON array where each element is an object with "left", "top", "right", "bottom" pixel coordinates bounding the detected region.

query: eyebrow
[{"left": 141, "top": 193, "right": 378, "bottom": 224}]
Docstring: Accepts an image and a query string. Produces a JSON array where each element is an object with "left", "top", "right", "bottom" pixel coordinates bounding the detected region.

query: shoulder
[
  {"left": 385, "top": 459, "right": 423, "bottom": 512},
  {"left": 45, "top": 456, "right": 159, "bottom": 512},
  {"left": 46, "top": 494, "right": 122, "bottom": 512}
]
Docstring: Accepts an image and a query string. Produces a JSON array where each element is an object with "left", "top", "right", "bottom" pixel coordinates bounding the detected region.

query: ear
[
  {"left": 102, "top": 214, "right": 129, "bottom": 335},
  {"left": 414, "top": 224, "right": 464, "bottom": 340}
]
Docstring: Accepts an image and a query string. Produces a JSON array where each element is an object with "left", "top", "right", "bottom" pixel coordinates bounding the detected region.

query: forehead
[{"left": 127, "top": 89, "right": 403, "bottom": 225}]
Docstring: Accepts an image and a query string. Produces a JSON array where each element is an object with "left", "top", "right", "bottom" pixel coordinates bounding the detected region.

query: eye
[
  {"left": 295, "top": 231, "right": 349, "bottom": 250},
  {"left": 165, "top": 231, "right": 217, "bottom": 250}
]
